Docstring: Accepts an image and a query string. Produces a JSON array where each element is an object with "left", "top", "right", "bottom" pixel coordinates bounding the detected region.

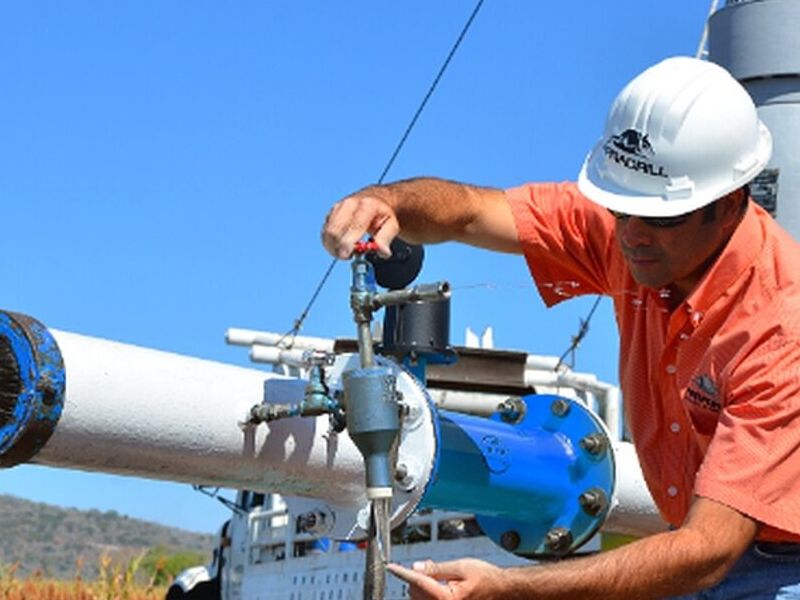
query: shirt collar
[{"left": 683, "top": 201, "right": 765, "bottom": 316}]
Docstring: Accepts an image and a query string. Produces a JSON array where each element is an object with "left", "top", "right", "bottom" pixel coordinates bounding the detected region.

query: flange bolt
[
  {"left": 544, "top": 527, "right": 573, "bottom": 556},
  {"left": 500, "top": 530, "right": 521, "bottom": 552},
  {"left": 498, "top": 397, "right": 525, "bottom": 424},
  {"left": 578, "top": 487, "right": 608, "bottom": 517},
  {"left": 580, "top": 432, "right": 607, "bottom": 457},
  {"left": 550, "top": 398, "right": 570, "bottom": 417},
  {"left": 394, "top": 462, "right": 416, "bottom": 491}
]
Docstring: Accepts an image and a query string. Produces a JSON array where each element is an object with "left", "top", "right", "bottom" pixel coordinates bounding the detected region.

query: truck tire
[{"left": 165, "top": 579, "right": 219, "bottom": 600}]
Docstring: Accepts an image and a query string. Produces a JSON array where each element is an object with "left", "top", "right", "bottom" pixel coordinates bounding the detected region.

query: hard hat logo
[
  {"left": 603, "top": 129, "right": 668, "bottom": 180},
  {"left": 610, "top": 129, "right": 654, "bottom": 158}
]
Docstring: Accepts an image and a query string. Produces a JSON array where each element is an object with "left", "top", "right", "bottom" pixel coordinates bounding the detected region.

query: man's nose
[{"left": 618, "top": 217, "right": 653, "bottom": 247}]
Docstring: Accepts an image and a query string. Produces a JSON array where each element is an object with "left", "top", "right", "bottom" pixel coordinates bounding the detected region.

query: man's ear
[{"left": 719, "top": 189, "right": 747, "bottom": 231}]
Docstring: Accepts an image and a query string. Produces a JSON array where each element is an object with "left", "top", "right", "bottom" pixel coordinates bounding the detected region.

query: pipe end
[{"left": 0, "top": 311, "right": 65, "bottom": 467}]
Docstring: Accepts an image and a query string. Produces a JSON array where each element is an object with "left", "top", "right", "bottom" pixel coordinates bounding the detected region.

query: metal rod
[
  {"left": 357, "top": 321, "right": 375, "bottom": 368},
  {"left": 371, "top": 282, "right": 450, "bottom": 309},
  {"left": 363, "top": 497, "right": 392, "bottom": 600}
]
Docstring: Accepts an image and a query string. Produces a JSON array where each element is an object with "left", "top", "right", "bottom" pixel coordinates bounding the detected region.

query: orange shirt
[{"left": 507, "top": 181, "right": 800, "bottom": 542}]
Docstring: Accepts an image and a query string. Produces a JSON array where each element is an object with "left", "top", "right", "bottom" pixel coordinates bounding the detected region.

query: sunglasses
[{"left": 607, "top": 209, "right": 692, "bottom": 229}]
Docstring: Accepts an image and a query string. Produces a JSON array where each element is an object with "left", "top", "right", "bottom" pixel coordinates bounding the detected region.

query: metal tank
[{"left": 709, "top": 0, "right": 800, "bottom": 237}]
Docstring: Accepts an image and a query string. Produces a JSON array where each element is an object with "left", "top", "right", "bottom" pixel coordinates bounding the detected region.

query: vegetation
[
  {"left": 140, "top": 547, "right": 207, "bottom": 586},
  {"left": 0, "top": 495, "right": 215, "bottom": 580},
  {"left": 0, "top": 555, "right": 170, "bottom": 600}
]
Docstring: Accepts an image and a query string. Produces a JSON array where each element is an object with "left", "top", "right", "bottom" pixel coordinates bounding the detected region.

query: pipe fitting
[
  {"left": 0, "top": 311, "right": 65, "bottom": 467},
  {"left": 343, "top": 366, "right": 401, "bottom": 498}
]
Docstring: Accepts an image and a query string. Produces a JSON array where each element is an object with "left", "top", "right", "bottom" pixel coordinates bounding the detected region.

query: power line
[
  {"left": 282, "top": 0, "right": 486, "bottom": 344},
  {"left": 377, "top": 0, "right": 485, "bottom": 184}
]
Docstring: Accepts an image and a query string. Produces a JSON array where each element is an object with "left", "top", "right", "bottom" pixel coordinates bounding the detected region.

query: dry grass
[{"left": 1, "top": 555, "right": 170, "bottom": 600}]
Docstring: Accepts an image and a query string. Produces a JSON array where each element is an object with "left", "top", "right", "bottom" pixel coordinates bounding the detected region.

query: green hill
[{"left": 0, "top": 494, "right": 217, "bottom": 579}]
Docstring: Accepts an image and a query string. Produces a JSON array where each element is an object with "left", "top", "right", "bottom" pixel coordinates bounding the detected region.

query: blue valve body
[{"left": 419, "top": 394, "right": 615, "bottom": 556}]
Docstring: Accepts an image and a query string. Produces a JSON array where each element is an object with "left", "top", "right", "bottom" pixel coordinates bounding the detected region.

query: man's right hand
[
  {"left": 322, "top": 188, "right": 399, "bottom": 260},
  {"left": 321, "top": 177, "right": 520, "bottom": 260}
]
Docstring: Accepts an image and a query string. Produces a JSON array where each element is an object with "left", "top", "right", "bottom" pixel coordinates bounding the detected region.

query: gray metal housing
[{"left": 709, "top": 0, "right": 800, "bottom": 238}]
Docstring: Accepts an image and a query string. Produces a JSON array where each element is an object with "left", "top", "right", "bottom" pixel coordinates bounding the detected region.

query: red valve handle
[{"left": 353, "top": 240, "right": 380, "bottom": 255}]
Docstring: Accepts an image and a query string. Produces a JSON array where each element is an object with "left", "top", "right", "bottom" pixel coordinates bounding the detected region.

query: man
[{"left": 322, "top": 57, "right": 800, "bottom": 598}]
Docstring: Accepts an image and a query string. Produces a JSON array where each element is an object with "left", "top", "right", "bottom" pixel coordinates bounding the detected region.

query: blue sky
[{"left": 0, "top": 2, "right": 712, "bottom": 533}]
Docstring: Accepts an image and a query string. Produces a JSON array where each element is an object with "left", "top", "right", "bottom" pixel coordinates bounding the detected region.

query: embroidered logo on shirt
[
  {"left": 684, "top": 374, "right": 721, "bottom": 412},
  {"left": 603, "top": 128, "right": 668, "bottom": 179}
]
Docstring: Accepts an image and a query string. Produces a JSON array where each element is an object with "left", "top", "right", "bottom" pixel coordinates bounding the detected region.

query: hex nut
[
  {"left": 578, "top": 487, "right": 608, "bottom": 516},
  {"left": 550, "top": 398, "right": 570, "bottom": 417},
  {"left": 580, "top": 433, "right": 607, "bottom": 456},
  {"left": 500, "top": 530, "right": 521, "bottom": 551},
  {"left": 544, "top": 527, "right": 573, "bottom": 555}
]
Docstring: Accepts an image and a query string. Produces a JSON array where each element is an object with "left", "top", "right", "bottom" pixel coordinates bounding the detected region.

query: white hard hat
[{"left": 578, "top": 56, "right": 772, "bottom": 217}]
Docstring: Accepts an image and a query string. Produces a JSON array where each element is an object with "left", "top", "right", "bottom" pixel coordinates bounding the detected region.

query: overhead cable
[{"left": 281, "top": 0, "right": 486, "bottom": 347}]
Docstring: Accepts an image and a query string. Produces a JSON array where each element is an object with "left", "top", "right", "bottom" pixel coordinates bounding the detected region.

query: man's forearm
[
  {"left": 322, "top": 176, "right": 519, "bottom": 258},
  {"left": 358, "top": 177, "right": 487, "bottom": 244},
  {"left": 499, "top": 527, "right": 741, "bottom": 599},
  {"left": 359, "top": 177, "right": 516, "bottom": 251}
]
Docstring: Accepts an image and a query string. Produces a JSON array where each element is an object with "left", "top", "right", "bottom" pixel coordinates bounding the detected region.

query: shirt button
[
  {"left": 679, "top": 333, "right": 689, "bottom": 341},
  {"left": 666, "top": 364, "right": 677, "bottom": 375},
  {"left": 670, "top": 422, "right": 681, "bottom": 433},
  {"left": 667, "top": 486, "right": 678, "bottom": 497}
]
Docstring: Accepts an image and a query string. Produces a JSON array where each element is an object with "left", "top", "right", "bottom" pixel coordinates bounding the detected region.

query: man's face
[{"left": 612, "top": 197, "right": 740, "bottom": 304}]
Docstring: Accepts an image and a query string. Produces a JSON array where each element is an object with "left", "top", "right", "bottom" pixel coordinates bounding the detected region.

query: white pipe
[
  {"left": 524, "top": 354, "right": 562, "bottom": 370},
  {"left": 226, "top": 328, "right": 335, "bottom": 352},
  {"left": 602, "top": 386, "right": 623, "bottom": 441},
  {"left": 525, "top": 367, "right": 610, "bottom": 394},
  {"left": 428, "top": 389, "right": 506, "bottom": 416},
  {"left": 249, "top": 345, "right": 310, "bottom": 368},
  {"left": 604, "top": 442, "right": 666, "bottom": 537},
  {"left": 37, "top": 330, "right": 367, "bottom": 507}
]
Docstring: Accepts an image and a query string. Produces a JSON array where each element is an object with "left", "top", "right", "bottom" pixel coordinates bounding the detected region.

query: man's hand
[
  {"left": 387, "top": 558, "right": 507, "bottom": 600},
  {"left": 322, "top": 190, "right": 399, "bottom": 259}
]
